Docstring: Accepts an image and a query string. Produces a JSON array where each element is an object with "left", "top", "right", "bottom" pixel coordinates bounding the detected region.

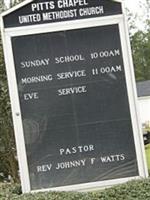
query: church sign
[{"left": 1, "top": 0, "right": 148, "bottom": 193}]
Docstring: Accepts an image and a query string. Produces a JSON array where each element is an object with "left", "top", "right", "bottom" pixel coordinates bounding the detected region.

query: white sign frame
[{"left": 1, "top": 1, "right": 148, "bottom": 193}]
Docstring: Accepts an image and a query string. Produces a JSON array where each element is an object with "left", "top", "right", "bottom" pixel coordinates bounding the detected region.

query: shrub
[{"left": 0, "top": 178, "right": 150, "bottom": 200}]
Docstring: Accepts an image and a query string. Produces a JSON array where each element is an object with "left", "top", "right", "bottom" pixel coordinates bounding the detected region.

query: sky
[
  {"left": 125, "top": 0, "right": 146, "bottom": 14},
  {"left": 125, "top": 0, "right": 141, "bottom": 12},
  {"left": 125, "top": 0, "right": 147, "bottom": 21},
  {"left": 124, "top": 0, "right": 147, "bottom": 30}
]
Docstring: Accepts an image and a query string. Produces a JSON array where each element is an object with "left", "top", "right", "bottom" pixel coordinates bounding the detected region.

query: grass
[{"left": 145, "top": 144, "right": 150, "bottom": 171}]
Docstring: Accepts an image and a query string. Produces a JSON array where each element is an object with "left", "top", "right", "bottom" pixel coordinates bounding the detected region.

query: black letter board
[{"left": 1, "top": 0, "right": 147, "bottom": 193}]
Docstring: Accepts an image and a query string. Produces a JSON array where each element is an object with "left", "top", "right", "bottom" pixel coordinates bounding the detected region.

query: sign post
[{"left": 1, "top": 0, "right": 148, "bottom": 193}]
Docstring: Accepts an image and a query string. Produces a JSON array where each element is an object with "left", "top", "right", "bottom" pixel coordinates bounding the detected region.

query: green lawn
[{"left": 145, "top": 144, "right": 150, "bottom": 172}]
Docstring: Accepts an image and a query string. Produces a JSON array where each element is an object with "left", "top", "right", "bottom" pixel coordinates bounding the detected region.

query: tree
[
  {"left": 129, "top": 0, "right": 150, "bottom": 81},
  {"left": 10, "top": 0, "right": 25, "bottom": 7},
  {"left": 131, "top": 31, "right": 150, "bottom": 81},
  {"left": 0, "top": 0, "right": 31, "bottom": 183},
  {"left": 0, "top": 0, "right": 19, "bottom": 182}
]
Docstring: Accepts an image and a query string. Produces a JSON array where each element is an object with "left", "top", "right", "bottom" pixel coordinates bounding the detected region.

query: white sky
[
  {"left": 125, "top": 0, "right": 146, "bottom": 13},
  {"left": 125, "top": 0, "right": 140, "bottom": 11},
  {"left": 124, "top": 0, "right": 147, "bottom": 30}
]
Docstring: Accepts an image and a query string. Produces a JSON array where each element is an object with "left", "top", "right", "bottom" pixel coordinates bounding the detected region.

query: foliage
[
  {"left": 131, "top": 30, "right": 150, "bottom": 81},
  {"left": 129, "top": 0, "right": 150, "bottom": 81},
  {"left": 0, "top": 1, "right": 6, "bottom": 12},
  {"left": 145, "top": 144, "right": 150, "bottom": 173},
  {"left": 0, "top": 1, "right": 19, "bottom": 182},
  {"left": 0, "top": 0, "right": 36, "bottom": 184},
  {"left": 10, "top": 0, "right": 25, "bottom": 7},
  {"left": 0, "top": 179, "right": 150, "bottom": 200}
]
